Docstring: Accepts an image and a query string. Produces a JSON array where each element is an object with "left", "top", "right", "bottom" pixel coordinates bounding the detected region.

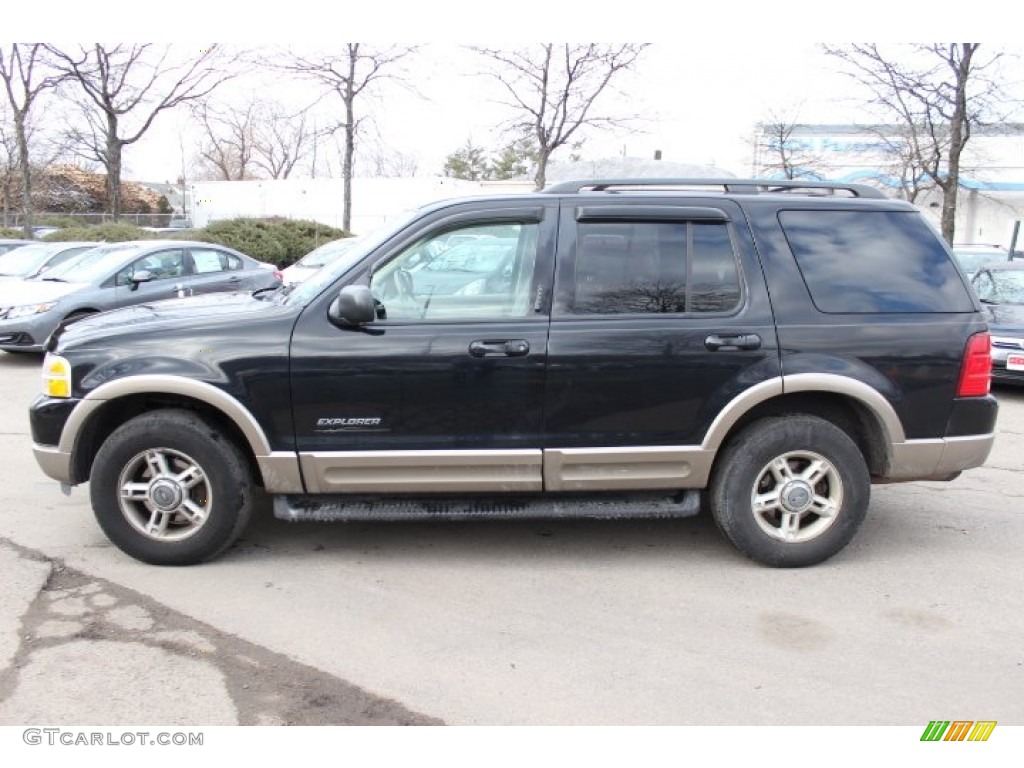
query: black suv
[{"left": 29, "top": 179, "right": 998, "bottom": 567}]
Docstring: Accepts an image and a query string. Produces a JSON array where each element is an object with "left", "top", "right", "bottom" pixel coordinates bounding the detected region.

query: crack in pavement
[{"left": 0, "top": 539, "right": 442, "bottom": 726}]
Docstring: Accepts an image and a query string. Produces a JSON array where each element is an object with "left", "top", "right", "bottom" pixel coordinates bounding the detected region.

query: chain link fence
[{"left": 1, "top": 212, "right": 191, "bottom": 230}]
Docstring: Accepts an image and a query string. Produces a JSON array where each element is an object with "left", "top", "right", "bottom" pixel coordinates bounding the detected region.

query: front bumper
[
  {"left": 991, "top": 335, "right": 1024, "bottom": 386},
  {"left": 30, "top": 395, "right": 81, "bottom": 485},
  {"left": 32, "top": 442, "right": 73, "bottom": 484},
  {"left": 0, "top": 311, "right": 59, "bottom": 352}
]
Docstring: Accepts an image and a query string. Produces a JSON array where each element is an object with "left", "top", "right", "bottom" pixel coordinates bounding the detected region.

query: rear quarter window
[{"left": 779, "top": 210, "right": 975, "bottom": 313}]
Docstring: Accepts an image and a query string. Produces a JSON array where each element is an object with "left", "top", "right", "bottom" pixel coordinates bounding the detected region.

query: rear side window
[
  {"left": 779, "top": 210, "right": 974, "bottom": 313},
  {"left": 566, "top": 220, "right": 742, "bottom": 315}
]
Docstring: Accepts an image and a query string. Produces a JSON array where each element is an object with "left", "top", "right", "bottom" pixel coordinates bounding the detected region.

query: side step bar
[{"left": 272, "top": 491, "right": 701, "bottom": 523}]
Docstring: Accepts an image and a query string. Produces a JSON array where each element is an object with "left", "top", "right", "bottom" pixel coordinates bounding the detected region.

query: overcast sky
[
  {"left": 12, "top": 6, "right": 1024, "bottom": 182},
  {"left": 130, "top": 39, "right": 1023, "bottom": 184}
]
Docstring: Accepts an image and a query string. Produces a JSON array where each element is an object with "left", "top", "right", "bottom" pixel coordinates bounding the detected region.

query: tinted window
[
  {"left": 780, "top": 210, "right": 974, "bottom": 313},
  {"left": 567, "top": 220, "right": 741, "bottom": 315}
]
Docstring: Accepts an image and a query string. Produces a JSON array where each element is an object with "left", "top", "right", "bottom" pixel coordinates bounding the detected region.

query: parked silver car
[
  {"left": 0, "top": 240, "right": 280, "bottom": 353},
  {"left": 0, "top": 238, "right": 34, "bottom": 255},
  {"left": 0, "top": 241, "right": 98, "bottom": 283}
]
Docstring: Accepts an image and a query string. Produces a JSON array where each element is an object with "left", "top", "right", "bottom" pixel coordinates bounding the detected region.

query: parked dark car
[
  {"left": 971, "top": 261, "right": 1024, "bottom": 385},
  {"left": 29, "top": 179, "right": 997, "bottom": 568},
  {"left": 0, "top": 239, "right": 280, "bottom": 353}
]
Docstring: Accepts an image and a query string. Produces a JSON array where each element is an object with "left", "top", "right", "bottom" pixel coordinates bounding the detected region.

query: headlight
[
  {"left": 7, "top": 302, "right": 57, "bottom": 319},
  {"left": 42, "top": 354, "right": 72, "bottom": 398}
]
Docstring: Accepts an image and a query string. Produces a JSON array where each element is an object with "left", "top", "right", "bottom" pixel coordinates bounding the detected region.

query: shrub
[
  {"left": 0, "top": 227, "right": 24, "bottom": 238},
  {"left": 34, "top": 214, "right": 86, "bottom": 229},
  {"left": 189, "top": 217, "right": 350, "bottom": 267},
  {"left": 42, "top": 222, "right": 158, "bottom": 243}
]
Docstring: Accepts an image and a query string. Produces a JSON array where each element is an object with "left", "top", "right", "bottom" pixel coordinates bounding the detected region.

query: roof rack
[{"left": 542, "top": 178, "right": 888, "bottom": 199}]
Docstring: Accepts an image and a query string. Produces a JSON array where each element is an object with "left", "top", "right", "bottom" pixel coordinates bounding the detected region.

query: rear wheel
[
  {"left": 89, "top": 409, "right": 253, "bottom": 565},
  {"left": 709, "top": 415, "right": 870, "bottom": 567}
]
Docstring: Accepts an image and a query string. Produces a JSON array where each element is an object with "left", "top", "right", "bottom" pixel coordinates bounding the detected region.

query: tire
[
  {"left": 709, "top": 415, "right": 870, "bottom": 568},
  {"left": 89, "top": 409, "right": 253, "bottom": 565}
]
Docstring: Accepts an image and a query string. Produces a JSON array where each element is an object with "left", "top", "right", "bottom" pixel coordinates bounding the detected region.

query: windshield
[
  {"left": 953, "top": 249, "right": 1008, "bottom": 276},
  {"left": 0, "top": 243, "right": 53, "bottom": 276},
  {"left": 972, "top": 269, "right": 1024, "bottom": 304},
  {"left": 296, "top": 237, "right": 361, "bottom": 268},
  {"left": 282, "top": 211, "right": 422, "bottom": 306},
  {"left": 41, "top": 243, "right": 144, "bottom": 283}
]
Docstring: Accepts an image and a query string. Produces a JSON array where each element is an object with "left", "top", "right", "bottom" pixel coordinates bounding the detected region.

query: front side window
[
  {"left": 369, "top": 222, "right": 539, "bottom": 321},
  {"left": 567, "top": 220, "right": 741, "bottom": 315},
  {"left": 115, "top": 250, "right": 186, "bottom": 286}
]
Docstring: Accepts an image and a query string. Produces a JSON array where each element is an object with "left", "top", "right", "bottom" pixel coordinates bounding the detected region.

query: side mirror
[
  {"left": 329, "top": 285, "right": 376, "bottom": 327},
  {"left": 130, "top": 270, "right": 154, "bottom": 291}
]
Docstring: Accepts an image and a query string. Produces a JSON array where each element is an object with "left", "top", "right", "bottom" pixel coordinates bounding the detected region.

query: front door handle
[
  {"left": 705, "top": 333, "right": 761, "bottom": 351},
  {"left": 469, "top": 339, "right": 531, "bottom": 358}
]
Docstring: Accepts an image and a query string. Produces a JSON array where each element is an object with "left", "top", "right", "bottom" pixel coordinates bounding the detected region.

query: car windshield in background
[
  {"left": 418, "top": 240, "right": 516, "bottom": 273},
  {"left": 282, "top": 211, "right": 422, "bottom": 307},
  {"left": 953, "top": 246, "right": 1010, "bottom": 276},
  {"left": 972, "top": 268, "right": 1024, "bottom": 304},
  {"left": 0, "top": 243, "right": 52, "bottom": 276},
  {"left": 41, "top": 244, "right": 144, "bottom": 283},
  {"left": 297, "top": 238, "right": 361, "bottom": 268}
]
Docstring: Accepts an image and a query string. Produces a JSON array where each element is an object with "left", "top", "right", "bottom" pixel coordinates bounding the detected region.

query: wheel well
[
  {"left": 71, "top": 393, "right": 262, "bottom": 486},
  {"left": 715, "top": 392, "right": 889, "bottom": 478},
  {"left": 65, "top": 308, "right": 99, "bottom": 319}
]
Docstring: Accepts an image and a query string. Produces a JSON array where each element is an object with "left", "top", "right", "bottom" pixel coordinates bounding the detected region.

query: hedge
[
  {"left": 43, "top": 222, "right": 158, "bottom": 243},
  {"left": 184, "top": 218, "right": 350, "bottom": 268}
]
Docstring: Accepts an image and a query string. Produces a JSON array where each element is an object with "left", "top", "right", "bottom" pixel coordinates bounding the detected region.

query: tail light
[{"left": 957, "top": 332, "right": 992, "bottom": 397}]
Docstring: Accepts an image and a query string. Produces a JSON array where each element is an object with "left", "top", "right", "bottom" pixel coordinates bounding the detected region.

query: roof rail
[{"left": 542, "top": 178, "right": 888, "bottom": 199}]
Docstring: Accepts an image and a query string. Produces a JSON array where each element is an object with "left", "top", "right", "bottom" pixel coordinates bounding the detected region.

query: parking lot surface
[{"left": 1, "top": 350, "right": 1022, "bottom": 725}]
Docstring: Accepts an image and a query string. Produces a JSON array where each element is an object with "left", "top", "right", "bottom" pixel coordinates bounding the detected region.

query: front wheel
[
  {"left": 709, "top": 415, "right": 870, "bottom": 567},
  {"left": 89, "top": 409, "right": 254, "bottom": 565}
]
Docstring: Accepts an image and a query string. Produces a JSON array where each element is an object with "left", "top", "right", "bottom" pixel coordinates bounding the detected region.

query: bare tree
[
  {"left": 363, "top": 140, "right": 419, "bottom": 179},
  {"left": 0, "top": 103, "right": 17, "bottom": 227},
  {"left": 0, "top": 44, "right": 66, "bottom": 235},
  {"left": 471, "top": 44, "right": 649, "bottom": 190},
  {"left": 864, "top": 124, "right": 947, "bottom": 204},
  {"left": 44, "top": 44, "right": 237, "bottom": 218},
  {"left": 277, "top": 45, "right": 418, "bottom": 231},
  {"left": 251, "top": 102, "right": 320, "bottom": 180},
  {"left": 823, "top": 44, "right": 1010, "bottom": 242},
  {"left": 753, "top": 109, "right": 828, "bottom": 180},
  {"left": 192, "top": 100, "right": 258, "bottom": 181}
]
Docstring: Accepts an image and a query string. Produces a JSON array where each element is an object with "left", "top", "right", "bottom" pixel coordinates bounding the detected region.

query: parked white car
[{"left": 282, "top": 237, "right": 362, "bottom": 285}]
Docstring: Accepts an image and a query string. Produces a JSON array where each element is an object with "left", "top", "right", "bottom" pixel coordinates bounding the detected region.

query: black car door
[
  {"left": 541, "top": 198, "right": 781, "bottom": 491},
  {"left": 288, "top": 199, "right": 558, "bottom": 494}
]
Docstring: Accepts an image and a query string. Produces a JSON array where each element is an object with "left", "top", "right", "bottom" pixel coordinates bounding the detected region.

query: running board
[{"left": 272, "top": 491, "right": 701, "bottom": 523}]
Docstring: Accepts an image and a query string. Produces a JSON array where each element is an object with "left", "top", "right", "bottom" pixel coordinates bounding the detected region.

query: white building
[
  {"left": 187, "top": 159, "right": 734, "bottom": 236},
  {"left": 751, "top": 123, "right": 1024, "bottom": 248}
]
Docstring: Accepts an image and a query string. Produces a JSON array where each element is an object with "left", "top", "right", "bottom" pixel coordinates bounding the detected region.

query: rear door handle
[
  {"left": 469, "top": 339, "right": 531, "bottom": 358},
  {"left": 705, "top": 333, "right": 761, "bottom": 351}
]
